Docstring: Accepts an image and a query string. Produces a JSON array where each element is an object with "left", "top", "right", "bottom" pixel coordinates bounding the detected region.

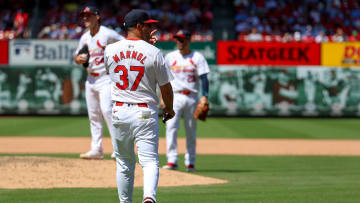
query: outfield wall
[
  {"left": 1, "top": 65, "right": 360, "bottom": 116},
  {"left": 1, "top": 40, "right": 360, "bottom": 116}
]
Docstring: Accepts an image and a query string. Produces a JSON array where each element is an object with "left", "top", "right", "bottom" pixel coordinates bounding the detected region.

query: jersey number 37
[{"left": 114, "top": 65, "right": 144, "bottom": 91}]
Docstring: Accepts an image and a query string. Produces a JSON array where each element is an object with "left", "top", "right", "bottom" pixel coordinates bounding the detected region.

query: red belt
[
  {"left": 178, "top": 90, "right": 192, "bottom": 95},
  {"left": 115, "top": 101, "right": 148, "bottom": 108},
  {"left": 90, "top": 72, "right": 109, "bottom": 77},
  {"left": 90, "top": 73, "right": 100, "bottom": 77}
]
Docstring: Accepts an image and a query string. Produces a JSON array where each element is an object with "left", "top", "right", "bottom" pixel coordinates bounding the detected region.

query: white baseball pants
[
  {"left": 165, "top": 93, "right": 198, "bottom": 166},
  {"left": 112, "top": 103, "right": 159, "bottom": 203},
  {"left": 85, "top": 75, "right": 114, "bottom": 152}
]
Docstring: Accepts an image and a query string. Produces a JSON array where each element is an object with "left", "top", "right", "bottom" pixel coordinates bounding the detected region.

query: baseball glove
[
  {"left": 193, "top": 100, "right": 209, "bottom": 121},
  {"left": 78, "top": 45, "right": 89, "bottom": 68}
]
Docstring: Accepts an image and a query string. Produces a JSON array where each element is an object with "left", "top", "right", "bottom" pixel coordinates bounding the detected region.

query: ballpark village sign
[
  {"left": 10, "top": 40, "right": 78, "bottom": 66},
  {"left": 9, "top": 40, "right": 216, "bottom": 66}
]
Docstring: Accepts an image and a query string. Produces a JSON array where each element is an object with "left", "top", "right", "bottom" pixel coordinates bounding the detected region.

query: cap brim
[
  {"left": 79, "top": 11, "right": 97, "bottom": 16},
  {"left": 174, "top": 34, "right": 190, "bottom": 39},
  {"left": 174, "top": 34, "right": 186, "bottom": 38},
  {"left": 144, "top": 19, "right": 159, "bottom": 23}
]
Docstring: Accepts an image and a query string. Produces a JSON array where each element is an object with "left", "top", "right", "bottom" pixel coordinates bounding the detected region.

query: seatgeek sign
[
  {"left": 217, "top": 41, "right": 321, "bottom": 66},
  {"left": 10, "top": 40, "right": 78, "bottom": 66}
]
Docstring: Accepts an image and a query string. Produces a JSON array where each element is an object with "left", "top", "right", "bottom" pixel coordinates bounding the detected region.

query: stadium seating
[
  {"left": 234, "top": 0, "right": 360, "bottom": 42},
  {"left": 3, "top": 0, "right": 360, "bottom": 42},
  {"left": 0, "top": 0, "right": 30, "bottom": 40},
  {"left": 36, "top": 0, "right": 214, "bottom": 41}
]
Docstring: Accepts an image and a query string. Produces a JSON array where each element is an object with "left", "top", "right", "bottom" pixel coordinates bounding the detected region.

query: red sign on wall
[
  {"left": 217, "top": 41, "right": 320, "bottom": 66},
  {"left": 0, "top": 40, "right": 9, "bottom": 65}
]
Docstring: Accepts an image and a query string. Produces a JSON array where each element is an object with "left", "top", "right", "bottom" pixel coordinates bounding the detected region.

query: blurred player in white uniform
[
  {"left": 15, "top": 72, "right": 32, "bottom": 101},
  {"left": 74, "top": 6, "right": 124, "bottom": 159},
  {"left": 162, "top": 30, "right": 210, "bottom": 172},
  {"left": 105, "top": 9, "right": 174, "bottom": 203}
]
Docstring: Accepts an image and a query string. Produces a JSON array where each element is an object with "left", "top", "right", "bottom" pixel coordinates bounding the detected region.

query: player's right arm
[
  {"left": 197, "top": 53, "right": 210, "bottom": 103},
  {"left": 155, "top": 51, "right": 175, "bottom": 118},
  {"left": 74, "top": 35, "right": 87, "bottom": 65},
  {"left": 159, "top": 53, "right": 172, "bottom": 109},
  {"left": 159, "top": 82, "right": 174, "bottom": 117}
]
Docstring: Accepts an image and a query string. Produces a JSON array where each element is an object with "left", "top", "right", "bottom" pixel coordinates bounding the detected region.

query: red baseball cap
[
  {"left": 79, "top": 6, "right": 100, "bottom": 16},
  {"left": 174, "top": 29, "right": 191, "bottom": 39},
  {"left": 124, "top": 9, "right": 159, "bottom": 28}
]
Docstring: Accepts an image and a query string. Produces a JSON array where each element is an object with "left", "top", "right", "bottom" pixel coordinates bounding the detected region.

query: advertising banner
[
  {"left": 0, "top": 40, "right": 8, "bottom": 65},
  {"left": 322, "top": 42, "right": 360, "bottom": 67},
  {"left": 8, "top": 40, "right": 216, "bottom": 66},
  {"left": 210, "top": 65, "right": 360, "bottom": 116},
  {"left": 1, "top": 65, "right": 360, "bottom": 116},
  {"left": 9, "top": 40, "right": 78, "bottom": 66},
  {"left": 157, "top": 42, "right": 216, "bottom": 64},
  {"left": 217, "top": 41, "right": 321, "bottom": 66},
  {"left": 0, "top": 66, "right": 88, "bottom": 115}
]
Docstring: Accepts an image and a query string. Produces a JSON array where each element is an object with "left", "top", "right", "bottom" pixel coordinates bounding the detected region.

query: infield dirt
[{"left": 1, "top": 137, "right": 360, "bottom": 189}]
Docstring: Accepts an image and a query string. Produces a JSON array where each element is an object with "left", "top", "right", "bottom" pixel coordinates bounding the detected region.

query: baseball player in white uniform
[
  {"left": 162, "top": 29, "right": 210, "bottom": 172},
  {"left": 104, "top": 9, "right": 174, "bottom": 203},
  {"left": 74, "top": 6, "right": 124, "bottom": 159}
]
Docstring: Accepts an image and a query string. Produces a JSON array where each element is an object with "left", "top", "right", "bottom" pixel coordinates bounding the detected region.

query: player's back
[{"left": 105, "top": 39, "right": 167, "bottom": 105}]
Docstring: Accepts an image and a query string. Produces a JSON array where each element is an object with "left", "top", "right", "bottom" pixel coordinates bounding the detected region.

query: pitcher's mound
[{"left": 0, "top": 156, "right": 227, "bottom": 189}]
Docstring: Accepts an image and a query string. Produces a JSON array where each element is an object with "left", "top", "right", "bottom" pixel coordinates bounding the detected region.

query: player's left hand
[
  {"left": 162, "top": 109, "right": 175, "bottom": 123},
  {"left": 200, "top": 96, "right": 209, "bottom": 105},
  {"left": 87, "top": 68, "right": 95, "bottom": 74},
  {"left": 149, "top": 29, "right": 158, "bottom": 45},
  {"left": 159, "top": 98, "right": 166, "bottom": 110},
  {"left": 193, "top": 96, "right": 209, "bottom": 121}
]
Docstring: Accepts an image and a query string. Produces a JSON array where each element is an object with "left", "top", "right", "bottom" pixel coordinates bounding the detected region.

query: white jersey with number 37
[
  {"left": 104, "top": 39, "right": 173, "bottom": 105},
  {"left": 165, "top": 50, "right": 210, "bottom": 93}
]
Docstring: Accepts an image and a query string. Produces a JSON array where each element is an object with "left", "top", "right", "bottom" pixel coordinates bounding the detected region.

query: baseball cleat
[
  {"left": 80, "top": 150, "right": 104, "bottom": 160},
  {"left": 142, "top": 197, "right": 156, "bottom": 203},
  {"left": 162, "top": 163, "right": 178, "bottom": 170},
  {"left": 111, "top": 152, "right": 116, "bottom": 159},
  {"left": 186, "top": 164, "right": 196, "bottom": 172}
]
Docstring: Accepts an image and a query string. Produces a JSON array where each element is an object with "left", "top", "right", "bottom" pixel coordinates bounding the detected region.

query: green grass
[
  {"left": 0, "top": 117, "right": 94, "bottom": 137},
  {"left": 1, "top": 117, "right": 360, "bottom": 139},
  {"left": 1, "top": 116, "right": 359, "bottom": 202},
  {"left": 0, "top": 154, "right": 360, "bottom": 203}
]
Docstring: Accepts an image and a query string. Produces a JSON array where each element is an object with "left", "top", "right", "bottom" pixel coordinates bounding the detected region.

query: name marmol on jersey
[{"left": 112, "top": 50, "right": 147, "bottom": 64}]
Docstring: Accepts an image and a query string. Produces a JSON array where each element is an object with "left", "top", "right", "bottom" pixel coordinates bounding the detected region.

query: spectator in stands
[
  {"left": 49, "top": 24, "right": 61, "bottom": 39},
  {"left": 13, "top": 9, "right": 29, "bottom": 38},
  {"left": 247, "top": 27, "right": 262, "bottom": 41},
  {"left": 235, "top": 20, "right": 248, "bottom": 34},
  {"left": 37, "top": 26, "right": 51, "bottom": 39},
  {"left": 293, "top": 31, "right": 301, "bottom": 42},
  {"left": 58, "top": 24, "right": 69, "bottom": 40},
  {"left": 282, "top": 32, "right": 293, "bottom": 42},
  {"left": 315, "top": 30, "right": 329, "bottom": 43},
  {"left": 302, "top": 26, "right": 315, "bottom": 42},
  {"left": 332, "top": 28, "right": 347, "bottom": 42},
  {"left": 349, "top": 30, "right": 360, "bottom": 42}
]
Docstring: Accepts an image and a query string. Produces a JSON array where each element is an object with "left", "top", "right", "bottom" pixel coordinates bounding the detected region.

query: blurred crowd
[
  {"left": 0, "top": 0, "right": 30, "bottom": 40},
  {"left": 4, "top": 0, "right": 360, "bottom": 42},
  {"left": 37, "top": 0, "right": 213, "bottom": 41},
  {"left": 37, "top": 1, "right": 83, "bottom": 40},
  {"left": 0, "top": 0, "right": 213, "bottom": 41},
  {"left": 234, "top": 0, "right": 360, "bottom": 42}
]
